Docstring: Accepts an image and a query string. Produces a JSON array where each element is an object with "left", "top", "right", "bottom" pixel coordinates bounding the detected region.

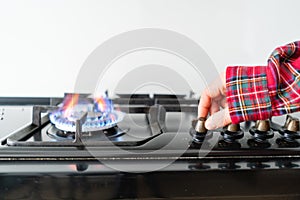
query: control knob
[
  {"left": 248, "top": 119, "right": 274, "bottom": 148},
  {"left": 276, "top": 115, "right": 300, "bottom": 147},
  {"left": 194, "top": 117, "right": 207, "bottom": 134},
  {"left": 285, "top": 116, "right": 300, "bottom": 132},
  {"left": 256, "top": 120, "right": 271, "bottom": 132},
  {"left": 190, "top": 117, "right": 211, "bottom": 144},
  {"left": 218, "top": 123, "right": 244, "bottom": 149},
  {"left": 226, "top": 123, "right": 240, "bottom": 132}
]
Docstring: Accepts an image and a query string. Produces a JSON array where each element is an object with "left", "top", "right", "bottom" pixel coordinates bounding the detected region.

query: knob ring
[
  {"left": 249, "top": 128, "right": 274, "bottom": 142},
  {"left": 221, "top": 129, "right": 244, "bottom": 143}
]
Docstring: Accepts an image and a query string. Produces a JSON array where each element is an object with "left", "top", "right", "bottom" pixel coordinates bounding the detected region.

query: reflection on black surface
[{"left": 2, "top": 166, "right": 300, "bottom": 199}]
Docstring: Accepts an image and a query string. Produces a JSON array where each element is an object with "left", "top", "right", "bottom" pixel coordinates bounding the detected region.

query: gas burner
[
  {"left": 47, "top": 125, "right": 126, "bottom": 141},
  {"left": 49, "top": 94, "right": 125, "bottom": 132},
  {"left": 49, "top": 110, "right": 125, "bottom": 132}
]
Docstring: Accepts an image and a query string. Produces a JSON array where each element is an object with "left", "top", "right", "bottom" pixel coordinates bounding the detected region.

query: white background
[{"left": 0, "top": 0, "right": 300, "bottom": 97}]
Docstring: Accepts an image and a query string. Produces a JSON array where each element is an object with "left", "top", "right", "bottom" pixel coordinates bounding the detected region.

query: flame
[
  {"left": 94, "top": 96, "right": 113, "bottom": 113},
  {"left": 49, "top": 94, "right": 124, "bottom": 132},
  {"left": 62, "top": 94, "right": 79, "bottom": 118}
]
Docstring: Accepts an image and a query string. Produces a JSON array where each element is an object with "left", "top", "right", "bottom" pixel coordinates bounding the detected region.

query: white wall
[{"left": 0, "top": 0, "right": 300, "bottom": 97}]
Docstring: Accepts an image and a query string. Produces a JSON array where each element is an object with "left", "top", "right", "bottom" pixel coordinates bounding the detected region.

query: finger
[
  {"left": 210, "top": 100, "right": 220, "bottom": 115},
  {"left": 219, "top": 72, "right": 227, "bottom": 96},
  {"left": 205, "top": 107, "right": 231, "bottom": 130},
  {"left": 198, "top": 88, "right": 211, "bottom": 118},
  {"left": 207, "top": 79, "right": 225, "bottom": 99},
  {"left": 198, "top": 84, "right": 223, "bottom": 118},
  {"left": 198, "top": 73, "right": 226, "bottom": 118}
]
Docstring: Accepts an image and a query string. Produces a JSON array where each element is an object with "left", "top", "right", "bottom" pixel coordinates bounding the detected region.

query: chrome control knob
[
  {"left": 248, "top": 119, "right": 274, "bottom": 148},
  {"left": 195, "top": 117, "right": 207, "bottom": 133},
  {"left": 219, "top": 123, "right": 244, "bottom": 149},
  {"left": 276, "top": 115, "right": 300, "bottom": 148},
  {"left": 190, "top": 117, "right": 212, "bottom": 145},
  {"left": 226, "top": 123, "right": 240, "bottom": 132},
  {"left": 255, "top": 120, "right": 270, "bottom": 132},
  {"left": 285, "top": 116, "right": 300, "bottom": 132}
]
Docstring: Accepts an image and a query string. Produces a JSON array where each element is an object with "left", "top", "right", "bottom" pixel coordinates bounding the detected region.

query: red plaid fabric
[{"left": 226, "top": 41, "right": 300, "bottom": 124}]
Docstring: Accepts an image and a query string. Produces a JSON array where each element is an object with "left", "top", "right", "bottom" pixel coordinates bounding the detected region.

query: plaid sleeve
[
  {"left": 226, "top": 66, "right": 272, "bottom": 123},
  {"left": 226, "top": 41, "right": 300, "bottom": 124},
  {"left": 267, "top": 41, "right": 300, "bottom": 116}
]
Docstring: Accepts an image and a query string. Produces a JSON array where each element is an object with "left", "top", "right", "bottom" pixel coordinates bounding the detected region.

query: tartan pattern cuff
[
  {"left": 267, "top": 41, "right": 300, "bottom": 117},
  {"left": 226, "top": 66, "right": 272, "bottom": 124}
]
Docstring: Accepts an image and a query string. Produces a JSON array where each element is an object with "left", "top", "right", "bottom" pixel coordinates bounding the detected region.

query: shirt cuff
[{"left": 226, "top": 66, "right": 272, "bottom": 124}]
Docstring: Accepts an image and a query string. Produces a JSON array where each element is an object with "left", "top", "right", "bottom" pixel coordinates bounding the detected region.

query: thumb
[{"left": 205, "top": 108, "right": 231, "bottom": 130}]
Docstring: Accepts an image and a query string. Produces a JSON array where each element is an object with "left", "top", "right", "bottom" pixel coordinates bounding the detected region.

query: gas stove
[{"left": 1, "top": 94, "right": 300, "bottom": 199}]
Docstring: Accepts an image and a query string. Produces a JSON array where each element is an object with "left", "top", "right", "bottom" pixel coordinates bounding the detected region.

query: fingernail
[{"left": 205, "top": 119, "right": 216, "bottom": 130}]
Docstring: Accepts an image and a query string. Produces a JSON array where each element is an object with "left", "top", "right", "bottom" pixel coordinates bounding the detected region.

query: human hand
[{"left": 198, "top": 72, "right": 232, "bottom": 130}]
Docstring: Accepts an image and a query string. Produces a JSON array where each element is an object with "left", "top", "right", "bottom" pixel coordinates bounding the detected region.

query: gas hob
[{"left": 1, "top": 94, "right": 300, "bottom": 199}]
